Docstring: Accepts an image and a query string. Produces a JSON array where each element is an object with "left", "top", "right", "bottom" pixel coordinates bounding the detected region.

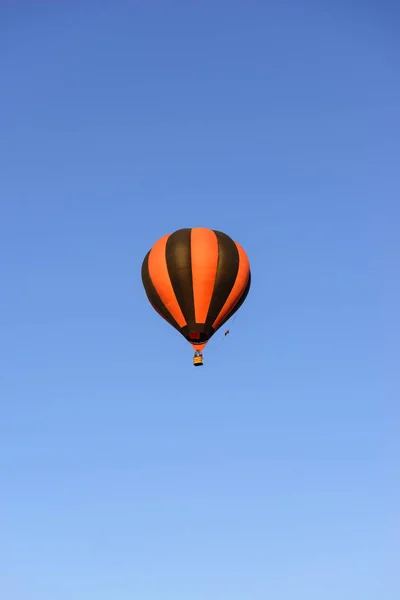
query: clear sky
[{"left": 1, "top": 2, "right": 398, "bottom": 599}]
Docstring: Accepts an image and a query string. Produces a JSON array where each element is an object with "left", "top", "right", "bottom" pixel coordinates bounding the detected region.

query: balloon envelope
[{"left": 141, "top": 227, "right": 251, "bottom": 351}]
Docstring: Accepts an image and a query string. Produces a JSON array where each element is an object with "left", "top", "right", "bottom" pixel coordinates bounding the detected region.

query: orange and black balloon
[{"left": 141, "top": 227, "right": 251, "bottom": 355}]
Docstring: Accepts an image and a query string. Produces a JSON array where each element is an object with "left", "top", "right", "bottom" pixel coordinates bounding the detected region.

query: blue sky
[{"left": 0, "top": 1, "right": 398, "bottom": 599}]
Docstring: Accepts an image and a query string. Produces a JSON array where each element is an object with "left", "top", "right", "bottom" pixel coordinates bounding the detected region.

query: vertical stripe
[
  {"left": 205, "top": 230, "right": 240, "bottom": 329},
  {"left": 165, "top": 229, "right": 196, "bottom": 331},
  {"left": 141, "top": 250, "right": 182, "bottom": 332},
  {"left": 212, "top": 241, "right": 250, "bottom": 330},
  {"left": 191, "top": 228, "right": 219, "bottom": 324},
  {"left": 216, "top": 272, "right": 251, "bottom": 330},
  {"left": 147, "top": 234, "right": 187, "bottom": 328}
]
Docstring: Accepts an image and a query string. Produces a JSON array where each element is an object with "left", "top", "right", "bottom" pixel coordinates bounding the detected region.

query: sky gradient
[{"left": 1, "top": 2, "right": 398, "bottom": 599}]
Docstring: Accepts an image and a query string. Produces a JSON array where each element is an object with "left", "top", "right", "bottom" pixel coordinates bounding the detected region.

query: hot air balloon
[{"left": 141, "top": 227, "right": 251, "bottom": 366}]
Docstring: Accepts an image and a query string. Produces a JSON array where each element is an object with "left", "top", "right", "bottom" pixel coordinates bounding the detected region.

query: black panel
[
  {"left": 205, "top": 230, "right": 240, "bottom": 329},
  {"left": 165, "top": 228, "right": 196, "bottom": 331},
  {"left": 216, "top": 271, "right": 251, "bottom": 331},
  {"left": 184, "top": 330, "right": 212, "bottom": 345},
  {"left": 141, "top": 250, "right": 182, "bottom": 333}
]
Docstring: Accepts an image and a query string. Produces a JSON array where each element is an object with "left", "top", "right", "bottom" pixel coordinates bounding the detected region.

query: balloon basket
[{"left": 193, "top": 354, "right": 204, "bottom": 367}]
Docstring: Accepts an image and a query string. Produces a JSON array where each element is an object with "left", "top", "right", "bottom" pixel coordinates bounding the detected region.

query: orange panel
[
  {"left": 212, "top": 241, "right": 250, "bottom": 330},
  {"left": 191, "top": 228, "right": 219, "bottom": 324},
  {"left": 148, "top": 234, "right": 187, "bottom": 328},
  {"left": 190, "top": 342, "right": 207, "bottom": 352}
]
